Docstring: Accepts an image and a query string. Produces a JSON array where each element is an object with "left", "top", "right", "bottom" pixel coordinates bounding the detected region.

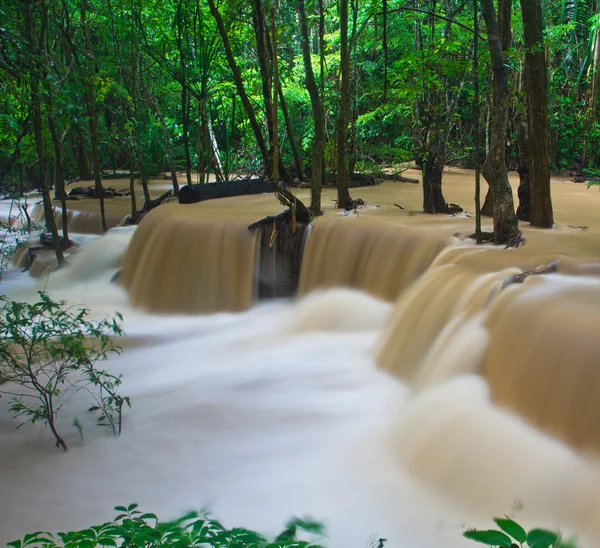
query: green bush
[
  {"left": 464, "top": 517, "right": 577, "bottom": 548},
  {"left": 8, "top": 504, "right": 329, "bottom": 548},
  {"left": 0, "top": 291, "right": 128, "bottom": 451}
]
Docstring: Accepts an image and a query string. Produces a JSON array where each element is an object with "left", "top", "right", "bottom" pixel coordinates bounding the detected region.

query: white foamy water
[{"left": 1, "top": 229, "right": 599, "bottom": 547}]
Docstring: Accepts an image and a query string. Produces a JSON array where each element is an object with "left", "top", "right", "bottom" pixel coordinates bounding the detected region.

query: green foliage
[
  {"left": 0, "top": 291, "right": 128, "bottom": 451},
  {"left": 464, "top": 517, "right": 577, "bottom": 548},
  {"left": 0, "top": 221, "right": 30, "bottom": 279},
  {"left": 8, "top": 505, "right": 328, "bottom": 548}
]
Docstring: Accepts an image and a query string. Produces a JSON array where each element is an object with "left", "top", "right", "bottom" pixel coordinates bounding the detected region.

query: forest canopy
[{"left": 0, "top": 0, "right": 597, "bottom": 234}]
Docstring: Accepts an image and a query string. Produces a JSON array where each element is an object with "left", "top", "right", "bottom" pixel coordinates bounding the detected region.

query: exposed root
[
  {"left": 501, "top": 260, "right": 560, "bottom": 290},
  {"left": 504, "top": 231, "right": 526, "bottom": 249}
]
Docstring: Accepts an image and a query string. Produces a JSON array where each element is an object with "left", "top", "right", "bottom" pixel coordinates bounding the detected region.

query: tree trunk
[
  {"left": 382, "top": 0, "right": 388, "bottom": 100},
  {"left": 481, "top": 0, "right": 519, "bottom": 242},
  {"left": 176, "top": 0, "right": 193, "bottom": 186},
  {"left": 47, "top": 112, "right": 69, "bottom": 242},
  {"left": 336, "top": 0, "right": 353, "bottom": 209},
  {"left": 515, "top": 70, "right": 531, "bottom": 222},
  {"left": 278, "top": 86, "right": 304, "bottom": 181},
  {"left": 207, "top": 0, "right": 309, "bottom": 219},
  {"left": 181, "top": 86, "right": 192, "bottom": 185},
  {"left": 207, "top": 115, "right": 226, "bottom": 182},
  {"left": 520, "top": 0, "right": 553, "bottom": 227},
  {"left": 253, "top": 0, "right": 274, "bottom": 147},
  {"left": 207, "top": 0, "right": 269, "bottom": 166},
  {"left": 153, "top": 100, "right": 179, "bottom": 195},
  {"left": 82, "top": 0, "right": 107, "bottom": 233},
  {"left": 422, "top": 132, "right": 448, "bottom": 213},
  {"left": 297, "top": 0, "right": 325, "bottom": 214},
  {"left": 270, "top": 6, "right": 279, "bottom": 183},
  {"left": 24, "top": 1, "right": 65, "bottom": 266},
  {"left": 75, "top": 128, "right": 92, "bottom": 179},
  {"left": 481, "top": 0, "right": 512, "bottom": 219},
  {"left": 128, "top": 151, "right": 137, "bottom": 217}
]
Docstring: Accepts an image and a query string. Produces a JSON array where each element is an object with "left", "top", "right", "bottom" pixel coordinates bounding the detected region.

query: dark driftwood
[
  {"left": 179, "top": 177, "right": 274, "bottom": 204},
  {"left": 63, "top": 186, "right": 130, "bottom": 200},
  {"left": 121, "top": 190, "right": 174, "bottom": 225},
  {"left": 248, "top": 209, "right": 309, "bottom": 299},
  {"left": 383, "top": 173, "right": 420, "bottom": 184},
  {"left": 40, "top": 232, "right": 72, "bottom": 250},
  {"left": 501, "top": 260, "right": 559, "bottom": 290}
]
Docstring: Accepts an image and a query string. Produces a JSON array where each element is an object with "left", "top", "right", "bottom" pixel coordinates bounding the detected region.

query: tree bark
[
  {"left": 481, "top": 0, "right": 512, "bottom": 218},
  {"left": 270, "top": 6, "right": 279, "bottom": 183},
  {"left": 520, "top": 0, "right": 553, "bottom": 227},
  {"left": 278, "top": 85, "right": 305, "bottom": 180},
  {"left": 481, "top": 0, "right": 519, "bottom": 242},
  {"left": 253, "top": 0, "right": 274, "bottom": 147},
  {"left": 422, "top": 128, "right": 448, "bottom": 213},
  {"left": 24, "top": 0, "right": 65, "bottom": 266},
  {"left": 176, "top": 0, "right": 193, "bottom": 186},
  {"left": 297, "top": 0, "right": 325, "bottom": 214},
  {"left": 47, "top": 112, "right": 69, "bottom": 242},
  {"left": 515, "top": 69, "right": 531, "bottom": 222},
  {"left": 336, "top": 0, "right": 353, "bottom": 209},
  {"left": 82, "top": 0, "right": 107, "bottom": 233},
  {"left": 207, "top": 0, "right": 269, "bottom": 166},
  {"left": 207, "top": 0, "right": 309, "bottom": 219},
  {"left": 152, "top": 100, "right": 179, "bottom": 195}
]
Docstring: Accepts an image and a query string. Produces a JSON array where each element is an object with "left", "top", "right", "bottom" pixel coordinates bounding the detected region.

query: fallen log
[{"left": 178, "top": 177, "right": 274, "bottom": 205}]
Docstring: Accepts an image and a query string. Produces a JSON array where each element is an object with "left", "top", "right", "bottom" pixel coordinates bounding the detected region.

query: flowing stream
[{"left": 1, "top": 169, "right": 600, "bottom": 547}]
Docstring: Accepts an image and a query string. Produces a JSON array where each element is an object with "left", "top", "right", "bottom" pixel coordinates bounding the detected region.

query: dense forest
[{"left": 1, "top": 0, "right": 599, "bottom": 247}]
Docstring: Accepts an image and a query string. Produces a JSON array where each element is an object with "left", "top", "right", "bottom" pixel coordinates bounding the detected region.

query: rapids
[{"left": 1, "top": 169, "right": 600, "bottom": 547}]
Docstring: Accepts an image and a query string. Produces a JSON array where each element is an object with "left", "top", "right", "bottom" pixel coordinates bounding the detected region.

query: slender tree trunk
[
  {"left": 481, "top": 0, "right": 519, "bottom": 242},
  {"left": 520, "top": 0, "right": 553, "bottom": 227},
  {"left": 207, "top": 115, "right": 226, "bottom": 181},
  {"left": 207, "top": 0, "right": 309, "bottom": 219},
  {"left": 516, "top": 69, "right": 531, "bottom": 222},
  {"left": 336, "top": 0, "right": 353, "bottom": 209},
  {"left": 47, "top": 112, "right": 69, "bottom": 242},
  {"left": 383, "top": 0, "right": 388, "bottom": 100},
  {"left": 585, "top": 0, "right": 600, "bottom": 164},
  {"left": 82, "top": 0, "right": 107, "bottom": 232},
  {"left": 271, "top": 6, "right": 279, "bottom": 183},
  {"left": 297, "top": 0, "right": 325, "bottom": 214},
  {"left": 176, "top": 0, "right": 193, "bottom": 185},
  {"left": 128, "top": 151, "right": 137, "bottom": 217},
  {"left": 153, "top": 100, "right": 179, "bottom": 195},
  {"left": 279, "top": 86, "right": 304, "bottom": 180},
  {"left": 75, "top": 128, "right": 92, "bottom": 179},
  {"left": 253, "top": 0, "right": 274, "bottom": 147},
  {"left": 24, "top": 1, "right": 65, "bottom": 266},
  {"left": 207, "top": 0, "right": 269, "bottom": 165}
]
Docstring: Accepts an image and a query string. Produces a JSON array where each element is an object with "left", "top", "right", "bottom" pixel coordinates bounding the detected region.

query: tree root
[{"left": 501, "top": 260, "right": 559, "bottom": 290}]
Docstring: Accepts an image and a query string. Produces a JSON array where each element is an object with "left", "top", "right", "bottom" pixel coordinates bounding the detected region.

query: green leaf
[
  {"left": 493, "top": 518, "right": 527, "bottom": 543},
  {"left": 463, "top": 529, "right": 513, "bottom": 546},
  {"left": 527, "top": 528, "right": 559, "bottom": 547}
]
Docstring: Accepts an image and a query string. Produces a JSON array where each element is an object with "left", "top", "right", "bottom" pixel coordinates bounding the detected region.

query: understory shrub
[{"left": 0, "top": 291, "right": 128, "bottom": 451}]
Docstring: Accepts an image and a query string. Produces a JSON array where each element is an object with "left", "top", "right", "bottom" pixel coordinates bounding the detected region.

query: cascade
[
  {"left": 376, "top": 263, "right": 521, "bottom": 383},
  {"left": 3, "top": 171, "right": 600, "bottom": 547},
  {"left": 121, "top": 203, "right": 259, "bottom": 314},
  {"left": 31, "top": 202, "right": 128, "bottom": 234},
  {"left": 298, "top": 217, "right": 452, "bottom": 301},
  {"left": 483, "top": 276, "right": 600, "bottom": 454}
]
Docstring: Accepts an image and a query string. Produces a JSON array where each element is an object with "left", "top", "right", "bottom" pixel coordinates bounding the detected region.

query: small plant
[
  {"left": 0, "top": 221, "right": 30, "bottom": 280},
  {"left": 464, "top": 517, "right": 577, "bottom": 547},
  {"left": 9, "top": 504, "right": 327, "bottom": 548},
  {"left": 0, "top": 291, "right": 128, "bottom": 451}
]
